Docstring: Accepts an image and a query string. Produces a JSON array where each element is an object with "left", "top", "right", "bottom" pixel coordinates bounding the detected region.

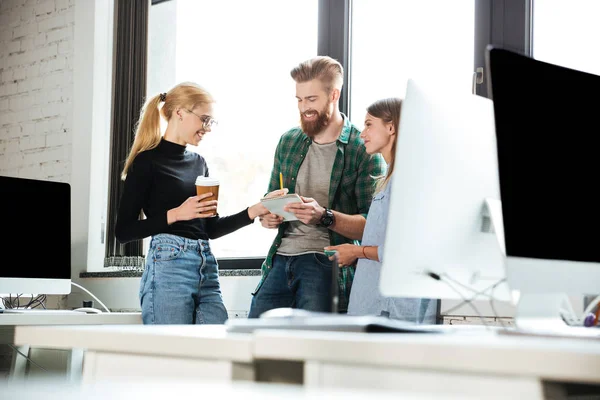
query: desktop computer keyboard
[
  {"left": 226, "top": 308, "right": 600, "bottom": 338},
  {"left": 225, "top": 309, "right": 449, "bottom": 334}
]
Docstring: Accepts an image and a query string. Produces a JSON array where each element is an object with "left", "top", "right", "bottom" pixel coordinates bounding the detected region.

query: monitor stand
[
  {"left": 503, "top": 293, "right": 600, "bottom": 339},
  {"left": 514, "top": 293, "right": 571, "bottom": 330},
  {"left": 482, "top": 199, "right": 569, "bottom": 329},
  {"left": 480, "top": 201, "right": 599, "bottom": 339}
]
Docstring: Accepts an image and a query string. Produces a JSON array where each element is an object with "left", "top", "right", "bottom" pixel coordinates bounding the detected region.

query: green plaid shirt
[{"left": 256, "top": 114, "right": 386, "bottom": 312}]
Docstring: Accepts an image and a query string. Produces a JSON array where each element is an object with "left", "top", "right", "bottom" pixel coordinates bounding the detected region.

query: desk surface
[
  {"left": 0, "top": 312, "right": 142, "bottom": 344},
  {"left": 13, "top": 324, "right": 253, "bottom": 362},
  {"left": 0, "top": 311, "right": 141, "bottom": 326},
  {"left": 4, "top": 380, "right": 462, "bottom": 400},
  {"left": 253, "top": 328, "right": 600, "bottom": 385}
]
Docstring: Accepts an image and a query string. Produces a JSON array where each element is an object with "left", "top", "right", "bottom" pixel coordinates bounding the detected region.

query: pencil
[{"left": 279, "top": 172, "right": 284, "bottom": 190}]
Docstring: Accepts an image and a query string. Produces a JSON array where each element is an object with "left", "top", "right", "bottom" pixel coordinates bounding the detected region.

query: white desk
[
  {"left": 2, "top": 379, "right": 465, "bottom": 400},
  {"left": 10, "top": 322, "right": 600, "bottom": 399},
  {"left": 0, "top": 311, "right": 142, "bottom": 327},
  {"left": 1, "top": 311, "right": 141, "bottom": 381},
  {"left": 13, "top": 324, "right": 254, "bottom": 384},
  {"left": 252, "top": 328, "right": 600, "bottom": 400}
]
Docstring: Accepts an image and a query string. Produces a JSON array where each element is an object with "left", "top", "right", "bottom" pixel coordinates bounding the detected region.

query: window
[
  {"left": 533, "top": 0, "right": 600, "bottom": 75},
  {"left": 99, "top": 0, "right": 513, "bottom": 271},
  {"left": 349, "top": 0, "right": 475, "bottom": 125},
  {"left": 147, "top": 0, "right": 318, "bottom": 258}
]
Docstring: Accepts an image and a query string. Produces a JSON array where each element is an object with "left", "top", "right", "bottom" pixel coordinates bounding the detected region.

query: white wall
[
  {"left": 71, "top": 0, "right": 113, "bottom": 275},
  {"left": 0, "top": 0, "right": 74, "bottom": 181}
]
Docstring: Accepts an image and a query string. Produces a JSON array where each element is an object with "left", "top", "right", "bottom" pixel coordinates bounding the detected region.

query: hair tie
[{"left": 159, "top": 93, "right": 166, "bottom": 102}]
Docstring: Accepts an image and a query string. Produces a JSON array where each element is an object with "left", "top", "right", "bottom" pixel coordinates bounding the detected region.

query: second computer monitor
[
  {"left": 486, "top": 46, "right": 600, "bottom": 299},
  {"left": 0, "top": 175, "right": 71, "bottom": 295},
  {"left": 380, "top": 78, "right": 510, "bottom": 302}
]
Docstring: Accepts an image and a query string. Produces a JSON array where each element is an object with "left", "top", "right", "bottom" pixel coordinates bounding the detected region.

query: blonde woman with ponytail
[
  {"left": 325, "top": 98, "right": 436, "bottom": 323},
  {"left": 115, "top": 82, "right": 281, "bottom": 325}
]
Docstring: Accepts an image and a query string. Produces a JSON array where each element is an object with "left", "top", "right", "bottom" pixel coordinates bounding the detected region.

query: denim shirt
[{"left": 347, "top": 181, "right": 437, "bottom": 323}]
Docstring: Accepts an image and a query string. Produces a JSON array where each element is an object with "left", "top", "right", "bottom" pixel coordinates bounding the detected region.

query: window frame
[{"left": 474, "top": 0, "right": 532, "bottom": 98}]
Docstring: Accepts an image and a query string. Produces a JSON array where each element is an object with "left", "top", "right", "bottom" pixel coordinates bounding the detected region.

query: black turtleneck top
[{"left": 115, "top": 139, "right": 254, "bottom": 244}]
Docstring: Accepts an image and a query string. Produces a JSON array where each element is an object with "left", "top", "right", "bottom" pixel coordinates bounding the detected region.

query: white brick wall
[{"left": 0, "top": 0, "right": 74, "bottom": 182}]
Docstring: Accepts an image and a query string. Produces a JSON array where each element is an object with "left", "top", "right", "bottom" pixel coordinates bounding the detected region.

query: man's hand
[
  {"left": 284, "top": 196, "right": 325, "bottom": 225},
  {"left": 259, "top": 213, "right": 284, "bottom": 229}
]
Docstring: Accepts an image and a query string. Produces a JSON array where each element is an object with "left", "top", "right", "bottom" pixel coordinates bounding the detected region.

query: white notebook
[{"left": 260, "top": 193, "right": 302, "bottom": 221}]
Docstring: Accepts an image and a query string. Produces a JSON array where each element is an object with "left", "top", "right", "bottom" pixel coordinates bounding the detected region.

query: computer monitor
[
  {"left": 0, "top": 176, "right": 71, "bottom": 295},
  {"left": 486, "top": 46, "right": 600, "bottom": 328},
  {"left": 379, "top": 78, "right": 511, "bottom": 303}
]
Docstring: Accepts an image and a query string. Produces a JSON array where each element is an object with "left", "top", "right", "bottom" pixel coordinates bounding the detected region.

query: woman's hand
[
  {"left": 167, "top": 193, "right": 217, "bottom": 224},
  {"left": 264, "top": 188, "right": 289, "bottom": 199},
  {"left": 259, "top": 213, "right": 284, "bottom": 229},
  {"left": 248, "top": 203, "right": 270, "bottom": 220},
  {"left": 324, "top": 243, "right": 361, "bottom": 267},
  {"left": 252, "top": 188, "right": 289, "bottom": 226}
]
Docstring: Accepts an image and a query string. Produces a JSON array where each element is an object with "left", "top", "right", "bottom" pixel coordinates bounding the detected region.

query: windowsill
[
  {"left": 80, "top": 269, "right": 262, "bottom": 278},
  {"left": 100, "top": 257, "right": 264, "bottom": 272}
]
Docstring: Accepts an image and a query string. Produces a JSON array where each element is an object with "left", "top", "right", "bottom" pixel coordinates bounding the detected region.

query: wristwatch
[{"left": 319, "top": 208, "right": 335, "bottom": 228}]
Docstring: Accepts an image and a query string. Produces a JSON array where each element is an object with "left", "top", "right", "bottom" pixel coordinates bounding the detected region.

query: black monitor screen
[
  {"left": 487, "top": 47, "right": 600, "bottom": 263},
  {"left": 0, "top": 176, "right": 71, "bottom": 279}
]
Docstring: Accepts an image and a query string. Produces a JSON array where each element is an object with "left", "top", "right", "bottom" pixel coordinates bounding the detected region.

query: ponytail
[{"left": 121, "top": 94, "right": 163, "bottom": 180}]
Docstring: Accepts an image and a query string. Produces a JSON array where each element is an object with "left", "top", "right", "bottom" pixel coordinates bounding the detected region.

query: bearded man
[{"left": 248, "top": 56, "right": 385, "bottom": 317}]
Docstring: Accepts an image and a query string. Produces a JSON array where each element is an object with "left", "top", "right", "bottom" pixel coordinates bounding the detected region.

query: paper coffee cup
[{"left": 195, "top": 176, "right": 220, "bottom": 216}]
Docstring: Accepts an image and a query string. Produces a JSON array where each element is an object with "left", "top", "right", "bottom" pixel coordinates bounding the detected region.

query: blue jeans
[
  {"left": 139, "top": 234, "right": 228, "bottom": 324},
  {"left": 248, "top": 253, "right": 332, "bottom": 318}
]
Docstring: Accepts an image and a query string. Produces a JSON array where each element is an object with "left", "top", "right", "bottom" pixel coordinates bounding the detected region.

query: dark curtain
[{"left": 104, "top": 0, "right": 149, "bottom": 268}]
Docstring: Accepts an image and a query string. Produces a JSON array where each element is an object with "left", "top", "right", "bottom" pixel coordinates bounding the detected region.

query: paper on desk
[{"left": 260, "top": 193, "right": 302, "bottom": 221}]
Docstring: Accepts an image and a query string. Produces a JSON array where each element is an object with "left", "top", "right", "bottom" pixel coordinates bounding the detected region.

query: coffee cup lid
[{"left": 195, "top": 176, "right": 220, "bottom": 186}]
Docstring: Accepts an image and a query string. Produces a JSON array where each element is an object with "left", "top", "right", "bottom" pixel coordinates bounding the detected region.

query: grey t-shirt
[
  {"left": 278, "top": 141, "right": 337, "bottom": 256},
  {"left": 347, "top": 181, "right": 437, "bottom": 323}
]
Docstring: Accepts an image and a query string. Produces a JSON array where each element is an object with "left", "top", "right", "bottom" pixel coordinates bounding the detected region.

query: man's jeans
[
  {"left": 248, "top": 253, "right": 332, "bottom": 318},
  {"left": 140, "top": 234, "right": 228, "bottom": 324}
]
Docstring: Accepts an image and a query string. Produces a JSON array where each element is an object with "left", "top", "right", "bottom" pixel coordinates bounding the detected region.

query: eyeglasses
[{"left": 185, "top": 109, "right": 218, "bottom": 130}]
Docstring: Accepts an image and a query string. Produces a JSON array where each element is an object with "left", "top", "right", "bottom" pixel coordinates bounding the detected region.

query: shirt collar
[
  {"left": 337, "top": 112, "right": 352, "bottom": 144},
  {"left": 158, "top": 138, "right": 186, "bottom": 155}
]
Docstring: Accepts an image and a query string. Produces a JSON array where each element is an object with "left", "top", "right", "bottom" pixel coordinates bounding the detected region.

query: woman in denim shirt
[{"left": 325, "top": 98, "right": 436, "bottom": 323}]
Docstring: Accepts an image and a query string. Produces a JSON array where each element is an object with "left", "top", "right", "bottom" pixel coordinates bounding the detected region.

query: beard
[{"left": 300, "top": 105, "right": 331, "bottom": 137}]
